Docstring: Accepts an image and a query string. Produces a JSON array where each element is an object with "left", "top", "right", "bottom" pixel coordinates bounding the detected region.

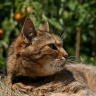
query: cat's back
[
  {"left": 65, "top": 64, "right": 96, "bottom": 92},
  {"left": 31, "top": 64, "right": 96, "bottom": 96}
]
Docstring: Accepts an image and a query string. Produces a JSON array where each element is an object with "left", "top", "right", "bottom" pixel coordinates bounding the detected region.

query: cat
[{"left": 7, "top": 18, "right": 96, "bottom": 96}]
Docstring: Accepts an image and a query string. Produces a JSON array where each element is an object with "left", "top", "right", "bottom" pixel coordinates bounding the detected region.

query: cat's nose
[
  {"left": 63, "top": 52, "right": 68, "bottom": 59},
  {"left": 61, "top": 49, "right": 68, "bottom": 59},
  {"left": 58, "top": 48, "right": 68, "bottom": 59}
]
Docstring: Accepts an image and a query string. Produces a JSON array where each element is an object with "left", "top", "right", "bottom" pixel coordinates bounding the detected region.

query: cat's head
[{"left": 15, "top": 18, "right": 68, "bottom": 76}]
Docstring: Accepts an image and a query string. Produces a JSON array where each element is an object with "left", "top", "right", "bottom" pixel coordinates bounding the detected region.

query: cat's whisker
[
  {"left": 59, "top": 26, "right": 67, "bottom": 36},
  {"left": 67, "top": 59, "right": 75, "bottom": 61},
  {"left": 52, "top": 64, "right": 55, "bottom": 71},
  {"left": 67, "top": 58, "right": 75, "bottom": 60},
  {"left": 67, "top": 56, "right": 84, "bottom": 64},
  {"left": 52, "top": 62, "right": 56, "bottom": 71},
  {"left": 68, "top": 56, "right": 75, "bottom": 59},
  {"left": 67, "top": 59, "right": 78, "bottom": 64},
  {"left": 67, "top": 56, "right": 76, "bottom": 63},
  {"left": 67, "top": 60, "right": 75, "bottom": 62},
  {"left": 67, "top": 58, "right": 75, "bottom": 61},
  {"left": 61, "top": 28, "right": 69, "bottom": 40},
  {"left": 68, "top": 56, "right": 76, "bottom": 57}
]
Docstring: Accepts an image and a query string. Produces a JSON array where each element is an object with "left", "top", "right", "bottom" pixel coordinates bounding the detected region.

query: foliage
[{"left": 0, "top": 0, "right": 96, "bottom": 68}]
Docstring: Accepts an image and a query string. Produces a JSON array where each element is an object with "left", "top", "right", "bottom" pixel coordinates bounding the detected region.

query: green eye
[{"left": 48, "top": 44, "right": 57, "bottom": 50}]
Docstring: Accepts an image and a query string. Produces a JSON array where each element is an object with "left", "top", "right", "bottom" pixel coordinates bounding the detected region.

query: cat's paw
[
  {"left": 63, "top": 82, "right": 85, "bottom": 93},
  {"left": 12, "top": 83, "right": 33, "bottom": 93}
]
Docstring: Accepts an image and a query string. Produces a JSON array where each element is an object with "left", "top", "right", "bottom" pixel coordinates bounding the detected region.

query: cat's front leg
[{"left": 6, "top": 74, "right": 13, "bottom": 88}]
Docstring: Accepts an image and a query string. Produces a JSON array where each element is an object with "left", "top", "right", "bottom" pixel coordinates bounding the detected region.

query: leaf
[{"left": 48, "top": 18, "right": 62, "bottom": 30}]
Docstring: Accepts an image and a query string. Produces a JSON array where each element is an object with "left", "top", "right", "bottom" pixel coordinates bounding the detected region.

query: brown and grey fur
[{"left": 7, "top": 18, "right": 96, "bottom": 96}]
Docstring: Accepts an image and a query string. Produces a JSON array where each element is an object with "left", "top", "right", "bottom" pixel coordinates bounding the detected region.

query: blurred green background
[{"left": 0, "top": 0, "right": 96, "bottom": 69}]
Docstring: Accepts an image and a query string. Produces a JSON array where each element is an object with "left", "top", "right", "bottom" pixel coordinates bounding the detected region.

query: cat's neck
[{"left": 12, "top": 75, "right": 55, "bottom": 85}]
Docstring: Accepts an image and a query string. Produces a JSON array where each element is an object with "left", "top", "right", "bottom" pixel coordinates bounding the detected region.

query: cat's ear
[
  {"left": 40, "top": 22, "right": 49, "bottom": 32},
  {"left": 21, "top": 18, "right": 37, "bottom": 43}
]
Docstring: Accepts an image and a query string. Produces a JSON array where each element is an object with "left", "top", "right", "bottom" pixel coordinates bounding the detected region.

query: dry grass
[{"left": 0, "top": 78, "right": 34, "bottom": 96}]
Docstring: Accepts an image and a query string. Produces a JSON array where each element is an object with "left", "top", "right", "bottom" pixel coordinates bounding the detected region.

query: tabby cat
[{"left": 7, "top": 18, "right": 96, "bottom": 96}]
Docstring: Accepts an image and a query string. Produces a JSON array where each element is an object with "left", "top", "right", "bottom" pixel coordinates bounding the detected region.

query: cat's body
[{"left": 7, "top": 18, "right": 96, "bottom": 96}]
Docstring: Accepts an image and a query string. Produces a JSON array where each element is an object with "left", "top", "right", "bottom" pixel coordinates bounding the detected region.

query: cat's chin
[{"left": 41, "top": 58, "right": 67, "bottom": 76}]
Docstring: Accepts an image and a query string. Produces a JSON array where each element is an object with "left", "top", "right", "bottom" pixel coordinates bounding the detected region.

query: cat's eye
[{"left": 48, "top": 44, "right": 57, "bottom": 50}]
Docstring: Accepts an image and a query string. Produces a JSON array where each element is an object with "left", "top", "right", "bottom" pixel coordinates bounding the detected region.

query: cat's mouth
[
  {"left": 53, "top": 57, "right": 67, "bottom": 72},
  {"left": 42, "top": 57, "right": 67, "bottom": 76}
]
